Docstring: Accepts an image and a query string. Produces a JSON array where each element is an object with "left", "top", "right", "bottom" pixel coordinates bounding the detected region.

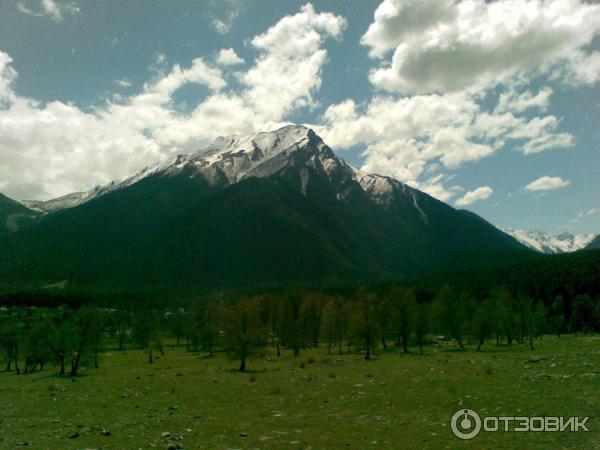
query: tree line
[{"left": 1, "top": 286, "right": 599, "bottom": 374}]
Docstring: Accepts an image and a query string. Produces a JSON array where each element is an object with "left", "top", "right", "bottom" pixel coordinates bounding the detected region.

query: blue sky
[{"left": 0, "top": 0, "right": 599, "bottom": 234}]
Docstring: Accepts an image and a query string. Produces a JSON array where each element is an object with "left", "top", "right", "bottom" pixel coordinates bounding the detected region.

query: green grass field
[{"left": 1, "top": 336, "right": 599, "bottom": 449}]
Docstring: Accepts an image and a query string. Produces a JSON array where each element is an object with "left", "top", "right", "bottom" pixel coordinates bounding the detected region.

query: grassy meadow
[{"left": 1, "top": 336, "right": 599, "bottom": 449}]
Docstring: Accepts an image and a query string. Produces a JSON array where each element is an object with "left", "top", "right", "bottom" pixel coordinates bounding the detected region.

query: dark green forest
[{"left": 2, "top": 246, "right": 599, "bottom": 376}]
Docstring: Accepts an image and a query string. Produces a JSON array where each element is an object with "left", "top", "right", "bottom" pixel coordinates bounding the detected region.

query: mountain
[
  {"left": 0, "top": 125, "right": 527, "bottom": 289},
  {"left": 502, "top": 228, "right": 596, "bottom": 254},
  {"left": 20, "top": 159, "right": 177, "bottom": 213},
  {"left": 586, "top": 235, "right": 600, "bottom": 250},
  {"left": 0, "top": 193, "right": 39, "bottom": 234}
]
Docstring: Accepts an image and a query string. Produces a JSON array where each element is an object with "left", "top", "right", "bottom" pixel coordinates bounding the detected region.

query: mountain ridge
[
  {"left": 17, "top": 125, "right": 433, "bottom": 220},
  {"left": 0, "top": 125, "right": 528, "bottom": 289},
  {"left": 502, "top": 228, "right": 596, "bottom": 254}
]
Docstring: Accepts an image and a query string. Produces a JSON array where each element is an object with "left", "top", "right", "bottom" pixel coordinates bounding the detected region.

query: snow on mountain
[
  {"left": 22, "top": 157, "right": 182, "bottom": 213},
  {"left": 202, "top": 124, "right": 312, "bottom": 167},
  {"left": 19, "top": 124, "right": 428, "bottom": 220},
  {"left": 351, "top": 168, "right": 429, "bottom": 222},
  {"left": 502, "top": 228, "right": 596, "bottom": 254},
  {"left": 17, "top": 125, "right": 591, "bottom": 254},
  {"left": 22, "top": 125, "right": 314, "bottom": 212}
]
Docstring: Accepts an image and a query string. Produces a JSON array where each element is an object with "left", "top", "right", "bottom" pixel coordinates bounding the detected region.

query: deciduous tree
[
  {"left": 224, "top": 298, "right": 265, "bottom": 372},
  {"left": 351, "top": 288, "right": 379, "bottom": 361}
]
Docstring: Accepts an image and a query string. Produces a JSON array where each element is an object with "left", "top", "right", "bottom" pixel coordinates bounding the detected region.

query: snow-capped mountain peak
[
  {"left": 17, "top": 124, "right": 430, "bottom": 226},
  {"left": 202, "top": 124, "right": 312, "bottom": 163},
  {"left": 191, "top": 125, "right": 328, "bottom": 184},
  {"left": 20, "top": 126, "right": 312, "bottom": 212},
  {"left": 20, "top": 125, "right": 328, "bottom": 212},
  {"left": 502, "top": 228, "right": 596, "bottom": 254}
]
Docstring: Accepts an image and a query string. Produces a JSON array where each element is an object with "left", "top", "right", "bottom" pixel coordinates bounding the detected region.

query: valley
[{"left": 1, "top": 335, "right": 598, "bottom": 449}]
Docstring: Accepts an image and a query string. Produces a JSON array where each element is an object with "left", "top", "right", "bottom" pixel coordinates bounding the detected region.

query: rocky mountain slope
[{"left": 0, "top": 125, "right": 526, "bottom": 288}]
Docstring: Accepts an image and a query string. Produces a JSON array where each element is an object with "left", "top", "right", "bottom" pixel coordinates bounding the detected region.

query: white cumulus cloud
[
  {"left": 362, "top": 0, "right": 600, "bottom": 94},
  {"left": 314, "top": 0, "right": 595, "bottom": 203},
  {"left": 319, "top": 90, "right": 573, "bottom": 196},
  {"left": 495, "top": 87, "right": 553, "bottom": 114},
  {"left": 525, "top": 176, "right": 570, "bottom": 191},
  {"left": 216, "top": 48, "right": 244, "bottom": 66},
  {"left": 240, "top": 3, "right": 346, "bottom": 120},
  {"left": 455, "top": 186, "right": 493, "bottom": 206},
  {"left": 362, "top": 0, "right": 457, "bottom": 58}
]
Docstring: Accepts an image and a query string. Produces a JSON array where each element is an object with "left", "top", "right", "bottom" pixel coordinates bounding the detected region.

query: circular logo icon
[{"left": 451, "top": 409, "right": 482, "bottom": 440}]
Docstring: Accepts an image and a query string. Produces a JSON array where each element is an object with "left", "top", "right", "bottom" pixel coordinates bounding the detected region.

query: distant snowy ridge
[{"left": 502, "top": 228, "right": 596, "bottom": 254}]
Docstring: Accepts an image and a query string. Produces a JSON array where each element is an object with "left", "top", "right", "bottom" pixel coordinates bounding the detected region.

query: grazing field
[{"left": 1, "top": 336, "right": 599, "bottom": 449}]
